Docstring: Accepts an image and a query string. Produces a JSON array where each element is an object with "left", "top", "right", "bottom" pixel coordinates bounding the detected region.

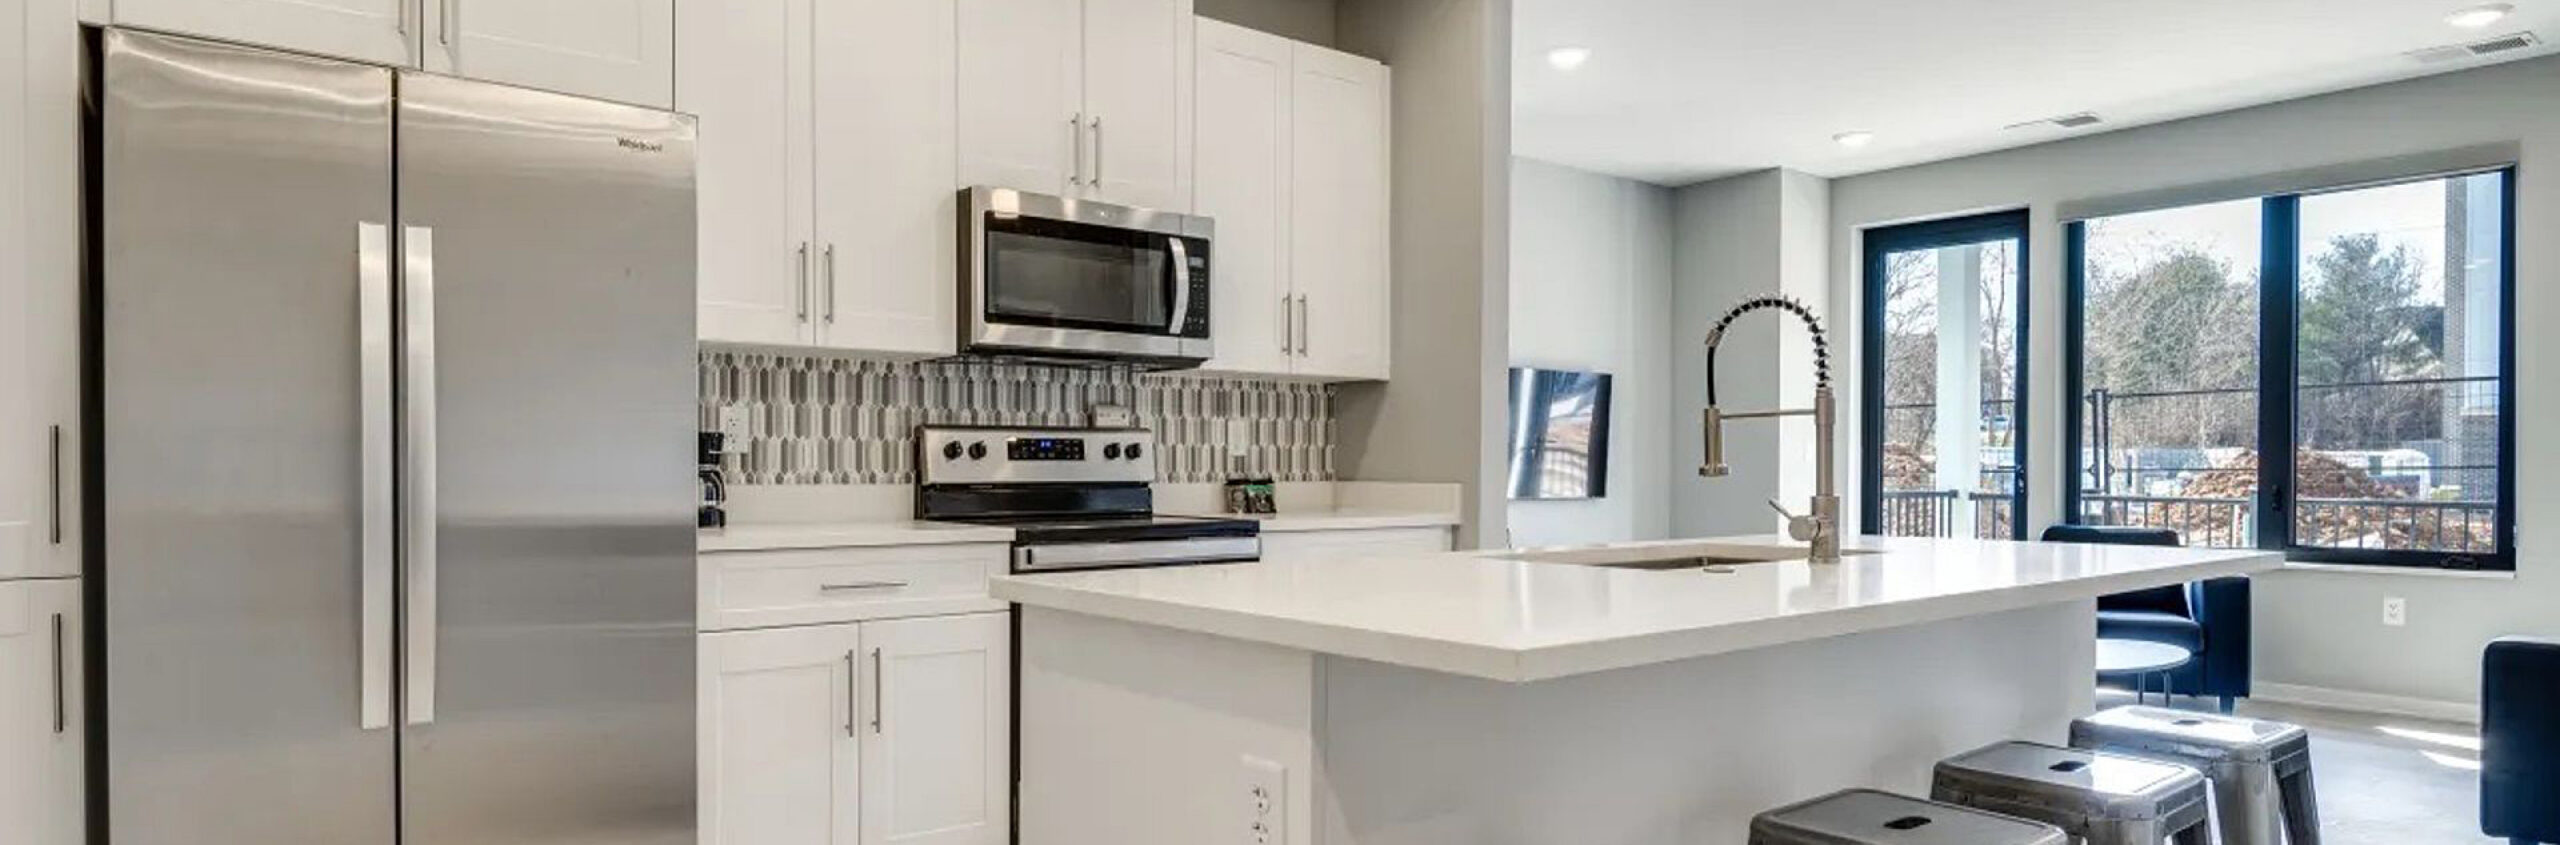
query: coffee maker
[{"left": 699, "top": 431, "right": 727, "bottom": 528}]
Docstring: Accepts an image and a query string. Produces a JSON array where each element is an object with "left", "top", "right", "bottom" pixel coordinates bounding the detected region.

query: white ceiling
[{"left": 1513, "top": 0, "right": 2560, "bottom": 186}]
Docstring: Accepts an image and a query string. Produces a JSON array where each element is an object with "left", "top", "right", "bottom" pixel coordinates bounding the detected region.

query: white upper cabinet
[
  {"left": 1190, "top": 19, "right": 1390, "bottom": 381},
  {"left": 954, "top": 0, "right": 1081, "bottom": 197},
  {"left": 681, "top": 0, "right": 814, "bottom": 348},
  {"left": 699, "top": 622, "right": 864, "bottom": 845},
  {"left": 1287, "top": 43, "right": 1390, "bottom": 380},
  {"left": 810, "top": 0, "right": 958, "bottom": 356},
  {"left": 425, "top": 0, "right": 676, "bottom": 107},
  {"left": 2, "top": 0, "right": 77, "bottom": 581},
  {"left": 113, "top": 0, "right": 415, "bottom": 66},
  {"left": 0, "top": 579, "right": 83, "bottom": 845},
  {"left": 958, "top": 0, "right": 1191, "bottom": 210},
  {"left": 1192, "top": 20, "right": 1290, "bottom": 375},
  {"left": 858, "top": 613, "right": 1010, "bottom": 845}
]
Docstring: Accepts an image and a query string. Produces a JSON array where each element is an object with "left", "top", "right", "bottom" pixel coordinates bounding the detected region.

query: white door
[
  {"left": 113, "top": 0, "right": 414, "bottom": 65},
  {"left": 699, "top": 624, "right": 864, "bottom": 845},
  {"left": 21, "top": 0, "right": 79, "bottom": 580},
  {"left": 681, "top": 0, "right": 816, "bottom": 347},
  {"left": 0, "top": 0, "right": 32, "bottom": 580},
  {"left": 1288, "top": 45, "right": 1390, "bottom": 380},
  {"left": 426, "top": 0, "right": 675, "bottom": 107},
  {"left": 1077, "top": 0, "right": 1191, "bottom": 210},
  {"left": 859, "top": 613, "right": 1010, "bottom": 845},
  {"left": 955, "top": 0, "right": 1080, "bottom": 196},
  {"left": 1191, "top": 20, "right": 1291, "bottom": 376},
  {"left": 811, "top": 0, "right": 959, "bottom": 356},
  {"left": 0, "top": 580, "right": 82, "bottom": 845}
]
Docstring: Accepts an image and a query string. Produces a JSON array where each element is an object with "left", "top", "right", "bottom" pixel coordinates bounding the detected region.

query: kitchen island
[{"left": 992, "top": 534, "right": 2278, "bottom": 845}]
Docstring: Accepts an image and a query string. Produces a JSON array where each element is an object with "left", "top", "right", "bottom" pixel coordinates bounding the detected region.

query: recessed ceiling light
[
  {"left": 1546, "top": 47, "right": 1592, "bottom": 71},
  {"left": 2446, "top": 3, "right": 2514, "bottom": 28},
  {"left": 1832, "top": 131, "right": 1876, "bottom": 149}
]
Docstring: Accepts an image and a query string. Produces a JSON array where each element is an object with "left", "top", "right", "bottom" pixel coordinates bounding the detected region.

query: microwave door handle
[{"left": 1165, "top": 237, "right": 1191, "bottom": 334}]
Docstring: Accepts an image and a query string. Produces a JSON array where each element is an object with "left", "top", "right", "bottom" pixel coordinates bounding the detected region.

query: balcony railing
[
  {"left": 2074, "top": 494, "right": 2497, "bottom": 553},
  {"left": 1879, "top": 489, "right": 2015, "bottom": 540}
]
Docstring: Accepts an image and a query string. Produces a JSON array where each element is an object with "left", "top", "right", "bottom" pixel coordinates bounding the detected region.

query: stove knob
[
  {"left": 1124, "top": 443, "right": 1144, "bottom": 461},
  {"left": 941, "top": 441, "right": 964, "bottom": 461},
  {"left": 1103, "top": 443, "right": 1122, "bottom": 460},
  {"left": 967, "top": 441, "right": 988, "bottom": 461}
]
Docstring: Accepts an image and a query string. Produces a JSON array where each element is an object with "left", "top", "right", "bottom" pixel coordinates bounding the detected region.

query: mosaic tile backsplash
[{"left": 700, "top": 351, "right": 1337, "bottom": 485}]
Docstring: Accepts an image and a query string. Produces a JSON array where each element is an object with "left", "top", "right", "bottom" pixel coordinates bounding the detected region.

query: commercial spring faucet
[{"left": 1700, "top": 294, "right": 1841, "bottom": 563}]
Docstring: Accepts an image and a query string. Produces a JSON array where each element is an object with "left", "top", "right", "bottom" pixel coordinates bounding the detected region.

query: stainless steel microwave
[{"left": 962, "top": 186, "right": 1215, "bottom": 368}]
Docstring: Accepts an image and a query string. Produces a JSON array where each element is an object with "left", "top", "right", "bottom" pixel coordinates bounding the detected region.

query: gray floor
[{"left": 2099, "top": 690, "right": 2498, "bottom": 844}]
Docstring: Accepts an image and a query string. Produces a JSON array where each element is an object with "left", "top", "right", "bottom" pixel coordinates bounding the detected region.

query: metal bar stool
[
  {"left": 2070, "top": 705, "right": 2320, "bottom": 845},
  {"left": 1931, "top": 740, "right": 2214, "bottom": 845},
  {"left": 1750, "top": 788, "right": 2068, "bottom": 845}
]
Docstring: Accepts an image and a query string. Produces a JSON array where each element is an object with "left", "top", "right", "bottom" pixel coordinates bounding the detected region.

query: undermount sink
[{"left": 1495, "top": 542, "right": 1877, "bottom": 572}]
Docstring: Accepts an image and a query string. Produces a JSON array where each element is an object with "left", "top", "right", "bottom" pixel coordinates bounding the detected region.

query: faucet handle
[{"left": 1767, "top": 499, "right": 1825, "bottom": 543}]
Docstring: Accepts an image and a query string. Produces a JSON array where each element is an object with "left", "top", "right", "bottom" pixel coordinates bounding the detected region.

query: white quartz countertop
[
  {"left": 698, "top": 521, "right": 1014, "bottom": 552},
  {"left": 992, "top": 534, "right": 2279, "bottom": 683}
]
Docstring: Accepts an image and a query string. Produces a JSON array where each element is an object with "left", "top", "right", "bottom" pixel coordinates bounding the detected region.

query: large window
[
  {"left": 2067, "top": 170, "right": 2514, "bottom": 569},
  {"left": 1862, "top": 211, "right": 2028, "bottom": 540}
]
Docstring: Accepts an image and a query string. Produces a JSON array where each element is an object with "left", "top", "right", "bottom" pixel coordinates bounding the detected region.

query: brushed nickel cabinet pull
[
  {"left": 818, "top": 580, "right": 908, "bottom": 592},
  {"left": 51, "top": 613, "right": 67, "bottom": 734},
  {"left": 843, "top": 650, "right": 859, "bottom": 738},
  {"left": 869, "top": 647, "right": 884, "bottom": 734},
  {"left": 48, "top": 425, "right": 62, "bottom": 544}
]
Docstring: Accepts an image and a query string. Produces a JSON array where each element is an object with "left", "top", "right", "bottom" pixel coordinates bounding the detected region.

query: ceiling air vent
[{"left": 2409, "top": 31, "right": 2541, "bottom": 64}]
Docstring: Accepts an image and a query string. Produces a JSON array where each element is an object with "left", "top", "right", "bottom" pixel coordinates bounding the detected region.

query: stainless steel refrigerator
[{"left": 94, "top": 29, "right": 697, "bottom": 844}]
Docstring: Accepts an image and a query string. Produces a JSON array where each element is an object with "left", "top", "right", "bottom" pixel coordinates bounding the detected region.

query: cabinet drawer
[
  {"left": 1262, "top": 527, "right": 1453, "bottom": 563},
  {"left": 701, "top": 543, "right": 1008, "bottom": 631}
]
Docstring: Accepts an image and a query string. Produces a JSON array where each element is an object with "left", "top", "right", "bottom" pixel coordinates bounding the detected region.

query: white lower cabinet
[
  {"left": 1261, "top": 527, "right": 1452, "bottom": 564},
  {"left": 0, "top": 578, "right": 82, "bottom": 845},
  {"left": 700, "top": 611, "right": 1010, "bottom": 845}
]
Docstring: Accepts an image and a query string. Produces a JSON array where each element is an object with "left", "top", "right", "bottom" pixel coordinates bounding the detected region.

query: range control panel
[{"left": 917, "top": 426, "right": 1154, "bottom": 486}]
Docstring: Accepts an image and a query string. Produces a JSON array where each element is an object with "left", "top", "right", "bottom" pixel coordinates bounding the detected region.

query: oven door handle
[
  {"left": 1013, "top": 536, "right": 1262, "bottom": 573},
  {"left": 1165, "top": 236, "right": 1191, "bottom": 335}
]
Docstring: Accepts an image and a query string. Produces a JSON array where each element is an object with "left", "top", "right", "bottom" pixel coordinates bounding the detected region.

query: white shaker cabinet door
[
  {"left": 699, "top": 623, "right": 865, "bottom": 845},
  {"left": 113, "top": 0, "right": 414, "bottom": 65},
  {"left": 680, "top": 0, "right": 816, "bottom": 347},
  {"left": 1288, "top": 44, "right": 1391, "bottom": 381},
  {"left": 955, "top": 0, "right": 1081, "bottom": 197},
  {"left": 1191, "top": 19, "right": 1292, "bottom": 376},
  {"left": 811, "top": 0, "right": 959, "bottom": 357},
  {"left": 0, "top": 579, "right": 82, "bottom": 845},
  {"left": 858, "top": 612, "right": 1010, "bottom": 845},
  {"left": 1077, "top": 0, "right": 1192, "bottom": 211},
  {"left": 425, "top": 0, "right": 675, "bottom": 107}
]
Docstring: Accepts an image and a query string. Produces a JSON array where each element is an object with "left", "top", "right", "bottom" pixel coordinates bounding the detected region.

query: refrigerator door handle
[
  {"left": 403, "top": 224, "right": 441, "bottom": 726},
  {"left": 358, "top": 222, "right": 395, "bottom": 731}
]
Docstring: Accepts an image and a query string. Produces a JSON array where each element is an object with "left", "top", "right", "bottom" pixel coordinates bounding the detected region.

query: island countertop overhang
[{"left": 991, "top": 534, "right": 2281, "bottom": 683}]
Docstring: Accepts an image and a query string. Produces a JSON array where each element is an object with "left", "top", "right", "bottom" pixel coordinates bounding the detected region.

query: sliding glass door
[{"left": 1861, "top": 211, "right": 2029, "bottom": 539}]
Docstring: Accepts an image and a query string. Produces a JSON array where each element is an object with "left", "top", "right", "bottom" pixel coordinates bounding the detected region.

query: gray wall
[
  {"left": 1828, "top": 54, "right": 2560, "bottom": 708},
  {"left": 1335, "top": 0, "right": 1511, "bottom": 548},
  {"left": 1195, "top": 0, "right": 1337, "bottom": 47},
  {"left": 1506, "top": 158, "right": 1673, "bottom": 546},
  {"left": 1668, "top": 169, "right": 1832, "bottom": 538}
]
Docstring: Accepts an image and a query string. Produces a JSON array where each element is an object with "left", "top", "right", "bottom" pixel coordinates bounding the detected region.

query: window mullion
[{"left": 2257, "top": 196, "right": 2301, "bottom": 553}]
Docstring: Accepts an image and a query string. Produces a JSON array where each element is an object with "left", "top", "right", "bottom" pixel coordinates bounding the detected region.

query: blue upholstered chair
[
  {"left": 2484, "top": 637, "right": 2560, "bottom": 845},
  {"left": 2040, "top": 524, "right": 2253, "bottom": 713}
]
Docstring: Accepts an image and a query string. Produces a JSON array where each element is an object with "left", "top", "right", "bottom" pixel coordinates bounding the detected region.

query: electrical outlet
[
  {"left": 1242, "top": 755, "right": 1286, "bottom": 845},
  {"left": 2383, "top": 596, "right": 2408, "bottom": 627},
  {"left": 716, "top": 406, "right": 749, "bottom": 449}
]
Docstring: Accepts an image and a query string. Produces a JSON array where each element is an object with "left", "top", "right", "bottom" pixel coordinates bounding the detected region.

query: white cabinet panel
[
  {"left": 114, "top": 0, "right": 414, "bottom": 65},
  {"left": 681, "top": 0, "right": 815, "bottom": 347},
  {"left": 0, "top": 579, "right": 83, "bottom": 845},
  {"left": 1078, "top": 0, "right": 1191, "bottom": 211},
  {"left": 700, "top": 623, "right": 864, "bottom": 845},
  {"left": 429, "top": 0, "right": 675, "bottom": 107},
  {"left": 1288, "top": 44, "right": 1390, "bottom": 380},
  {"left": 812, "top": 0, "right": 959, "bottom": 356},
  {"left": 955, "top": 0, "right": 1080, "bottom": 196},
  {"left": 1191, "top": 20, "right": 1290, "bottom": 376},
  {"left": 859, "top": 613, "right": 1010, "bottom": 845},
  {"left": 1261, "top": 527, "right": 1449, "bottom": 564},
  {"left": 0, "top": 0, "right": 29, "bottom": 580}
]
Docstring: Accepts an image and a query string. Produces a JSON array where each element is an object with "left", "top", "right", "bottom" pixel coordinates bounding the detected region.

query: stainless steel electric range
[{"left": 914, "top": 426, "right": 1260, "bottom": 572}]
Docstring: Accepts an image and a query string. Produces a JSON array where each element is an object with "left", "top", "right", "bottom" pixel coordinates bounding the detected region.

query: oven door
[{"left": 964, "top": 186, "right": 1214, "bottom": 364}]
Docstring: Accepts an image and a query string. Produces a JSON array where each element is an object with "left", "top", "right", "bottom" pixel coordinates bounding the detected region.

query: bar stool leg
[{"left": 2278, "top": 765, "right": 2322, "bottom": 845}]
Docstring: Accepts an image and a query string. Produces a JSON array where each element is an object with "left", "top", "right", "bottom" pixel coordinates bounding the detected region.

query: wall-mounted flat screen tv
[{"left": 1506, "top": 367, "right": 1612, "bottom": 500}]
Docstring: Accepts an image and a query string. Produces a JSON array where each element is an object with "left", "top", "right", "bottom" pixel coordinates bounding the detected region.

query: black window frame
[
  {"left": 1859, "top": 209, "right": 2033, "bottom": 540},
  {"left": 2063, "top": 168, "right": 2518, "bottom": 571}
]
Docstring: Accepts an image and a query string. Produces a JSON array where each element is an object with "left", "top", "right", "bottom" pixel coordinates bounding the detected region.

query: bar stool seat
[
  {"left": 1749, "top": 788, "right": 2068, "bottom": 845},
  {"left": 1931, "top": 740, "right": 2214, "bottom": 845},
  {"left": 2069, "top": 705, "right": 2320, "bottom": 845}
]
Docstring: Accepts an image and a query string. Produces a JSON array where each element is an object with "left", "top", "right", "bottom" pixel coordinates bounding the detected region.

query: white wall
[
  {"left": 1195, "top": 0, "right": 1337, "bottom": 47},
  {"left": 1335, "top": 0, "right": 1512, "bottom": 549},
  {"left": 1505, "top": 158, "right": 1673, "bottom": 547},
  {"left": 1827, "top": 54, "right": 2560, "bottom": 709}
]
